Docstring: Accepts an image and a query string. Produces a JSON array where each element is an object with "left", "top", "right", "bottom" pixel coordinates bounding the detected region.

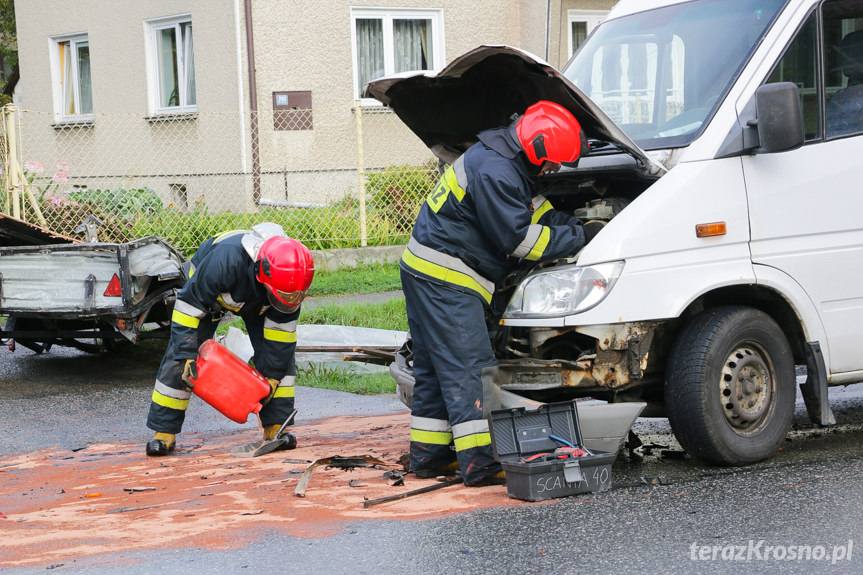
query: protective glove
[
  {"left": 262, "top": 377, "right": 280, "bottom": 406},
  {"left": 181, "top": 359, "right": 198, "bottom": 386},
  {"left": 582, "top": 220, "right": 605, "bottom": 244}
]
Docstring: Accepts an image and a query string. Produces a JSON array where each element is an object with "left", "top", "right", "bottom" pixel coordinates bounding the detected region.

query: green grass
[
  {"left": 307, "top": 261, "right": 401, "bottom": 297},
  {"left": 296, "top": 363, "right": 396, "bottom": 395},
  {"left": 212, "top": 292, "right": 408, "bottom": 397},
  {"left": 215, "top": 297, "right": 407, "bottom": 337},
  {"left": 302, "top": 298, "right": 407, "bottom": 332}
]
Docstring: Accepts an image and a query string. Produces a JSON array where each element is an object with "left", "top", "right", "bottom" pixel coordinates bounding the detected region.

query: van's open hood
[{"left": 365, "top": 45, "right": 665, "bottom": 175}]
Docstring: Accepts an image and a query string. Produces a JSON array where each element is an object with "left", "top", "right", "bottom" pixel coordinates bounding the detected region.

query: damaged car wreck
[{"left": 368, "top": 0, "right": 863, "bottom": 466}]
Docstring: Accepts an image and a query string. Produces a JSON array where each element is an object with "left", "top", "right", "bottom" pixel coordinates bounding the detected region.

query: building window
[
  {"left": 51, "top": 34, "right": 93, "bottom": 120},
  {"left": 568, "top": 10, "right": 608, "bottom": 59},
  {"left": 146, "top": 16, "right": 196, "bottom": 114},
  {"left": 351, "top": 7, "right": 445, "bottom": 103}
]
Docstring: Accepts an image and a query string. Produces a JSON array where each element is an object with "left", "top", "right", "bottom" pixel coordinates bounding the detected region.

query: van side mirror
[{"left": 750, "top": 82, "right": 804, "bottom": 154}]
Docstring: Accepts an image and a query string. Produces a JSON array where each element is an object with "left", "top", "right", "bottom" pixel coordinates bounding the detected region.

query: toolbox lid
[{"left": 489, "top": 401, "right": 584, "bottom": 462}]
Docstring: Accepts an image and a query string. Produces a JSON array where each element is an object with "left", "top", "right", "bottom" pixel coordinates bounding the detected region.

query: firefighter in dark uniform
[
  {"left": 400, "top": 101, "right": 601, "bottom": 485},
  {"left": 145, "top": 222, "right": 315, "bottom": 456}
]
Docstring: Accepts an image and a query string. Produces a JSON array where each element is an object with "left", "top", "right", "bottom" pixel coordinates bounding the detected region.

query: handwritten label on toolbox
[{"left": 534, "top": 464, "right": 611, "bottom": 495}]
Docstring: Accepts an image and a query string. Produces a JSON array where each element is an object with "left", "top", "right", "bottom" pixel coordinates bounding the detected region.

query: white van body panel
[
  {"left": 559, "top": 158, "right": 752, "bottom": 325},
  {"left": 751, "top": 264, "right": 830, "bottom": 367},
  {"left": 745, "top": 138, "right": 863, "bottom": 374}
]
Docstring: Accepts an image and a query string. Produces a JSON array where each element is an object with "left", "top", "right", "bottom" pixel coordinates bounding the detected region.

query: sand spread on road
[{"left": 1, "top": 413, "right": 536, "bottom": 568}]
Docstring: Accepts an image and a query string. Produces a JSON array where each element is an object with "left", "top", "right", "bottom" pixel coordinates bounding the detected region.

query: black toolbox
[{"left": 489, "top": 401, "right": 616, "bottom": 502}]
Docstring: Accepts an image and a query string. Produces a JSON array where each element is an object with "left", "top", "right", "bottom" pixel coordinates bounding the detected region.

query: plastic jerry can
[{"left": 189, "top": 339, "right": 272, "bottom": 423}]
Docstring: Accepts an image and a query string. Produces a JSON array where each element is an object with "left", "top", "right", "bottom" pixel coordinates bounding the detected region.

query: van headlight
[{"left": 504, "top": 261, "right": 624, "bottom": 318}]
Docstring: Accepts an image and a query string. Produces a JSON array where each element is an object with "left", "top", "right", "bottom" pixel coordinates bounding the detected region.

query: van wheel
[{"left": 665, "top": 306, "right": 795, "bottom": 465}]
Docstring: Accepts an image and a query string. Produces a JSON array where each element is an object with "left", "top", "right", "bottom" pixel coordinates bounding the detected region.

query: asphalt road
[{"left": 4, "top": 343, "right": 863, "bottom": 574}]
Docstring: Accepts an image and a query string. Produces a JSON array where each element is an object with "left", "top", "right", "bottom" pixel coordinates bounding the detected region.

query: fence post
[
  {"left": 3, "top": 104, "right": 20, "bottom": 219},
  {"left": 3, "top": 106, "right": 46, "bottom": 226},
  {"left": 354, "top": 100, "right": 368, "bottom": 248}
]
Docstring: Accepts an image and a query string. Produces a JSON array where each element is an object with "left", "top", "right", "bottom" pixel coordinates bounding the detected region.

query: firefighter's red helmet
[
  {"left": 255, "top": 237, "right": 315, "bottom": 312},
  {"left": 516, "top": 100, "right": 584, "bottom": 166}
]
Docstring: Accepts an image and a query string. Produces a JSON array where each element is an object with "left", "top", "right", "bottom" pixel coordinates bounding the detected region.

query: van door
[{"left": 743, "top": 0, "right": 863, "bottom": 375}]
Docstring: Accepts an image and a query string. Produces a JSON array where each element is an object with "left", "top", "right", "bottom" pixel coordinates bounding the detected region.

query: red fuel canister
[{"left": 189, "top": 339, "right": 272, "bottom": 423}]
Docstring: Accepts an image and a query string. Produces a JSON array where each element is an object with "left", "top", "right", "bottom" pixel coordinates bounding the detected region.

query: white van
[{"left": 367, "top": 0, "right": 863, "bottom": 466}]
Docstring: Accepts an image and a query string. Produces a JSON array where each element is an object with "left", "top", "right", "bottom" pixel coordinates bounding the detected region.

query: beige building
[{"left": 14, "top": 1, "right": 615, "bottom": 211}]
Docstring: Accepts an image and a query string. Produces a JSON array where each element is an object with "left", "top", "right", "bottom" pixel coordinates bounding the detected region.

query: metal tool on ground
[
  {"left": 231, "top": 409, "right": 298, "bottom": 458},
  {"left": 293, "top": 455, "right": 396, "bottom": 497},
  {"left": 362, "top": 476, "right": 463, "bottom": 508}
]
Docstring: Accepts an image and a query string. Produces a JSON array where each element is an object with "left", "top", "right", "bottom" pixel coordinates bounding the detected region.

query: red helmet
[
  {"left": 255, "top": 237, "right": 315, "bottom": 312},
  {"left": 516, "top": 101, "right": 584, "bottom": 166}
]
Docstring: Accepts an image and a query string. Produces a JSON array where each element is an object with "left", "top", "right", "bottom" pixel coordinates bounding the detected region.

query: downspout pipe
[{"left": 244, "top": 0, "right": 262, "bottom": 203}]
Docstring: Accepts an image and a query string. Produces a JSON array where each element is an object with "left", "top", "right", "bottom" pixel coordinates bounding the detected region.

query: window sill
[
  {"left": 145, "top": 112, "right": 198, "bottom": 123},
  {"left": 52, "top": 118, "right": 94, "bottom": 129},
  {"left": 351, "top": 104, "right": 393, "bottom": 114}
]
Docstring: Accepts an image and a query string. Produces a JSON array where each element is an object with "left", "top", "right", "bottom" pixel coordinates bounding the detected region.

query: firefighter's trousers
[{"left": 401, "top": 268, "right": 502, "bottom": 484}]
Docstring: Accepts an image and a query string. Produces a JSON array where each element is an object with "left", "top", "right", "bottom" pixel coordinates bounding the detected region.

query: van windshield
[{"left": 564, "top": 0, "right": 785, "bottom": 150}]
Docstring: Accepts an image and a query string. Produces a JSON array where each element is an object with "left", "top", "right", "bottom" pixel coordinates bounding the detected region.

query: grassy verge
[
  {"left": 213, "top": 295, "right": 408, "bottom": 396},
  {"left": 302, "top": 298, "right": 407, "bottom": 332},
  {"left": 307, "top": 261, "right": 402, "bottom": 297},
  {"left": 296, "top": 363, "right": 396, "bottom": 395},
  {"left": 215, "top": 297, "right": 407, "bottom": 336}
]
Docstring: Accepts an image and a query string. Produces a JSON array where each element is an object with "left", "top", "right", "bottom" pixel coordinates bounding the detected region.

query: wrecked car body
[
  {"left": 0, "top": 215, "right": 186, "bottom": 352},
  {"left": 370, "top": 0, "right": 863, "bottom": 466}
]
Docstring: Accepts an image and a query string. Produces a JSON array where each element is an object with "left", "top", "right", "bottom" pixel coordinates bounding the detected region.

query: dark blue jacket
[
  {"left": 401, "top": 126, "right": 585, "bottom": 304},
  {"left": 169, "top": 231, "right": 299, "bottom": 381}
]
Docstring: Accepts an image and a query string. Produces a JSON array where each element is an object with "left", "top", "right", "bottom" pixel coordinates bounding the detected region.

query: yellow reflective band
[
  {"left": 454, "top": 432, "right": 492, "bottom": 452},
  {"left": 531, "top": 200, "right": 553, "bottom": 224},
  {"left": 410, "top": 429, "right": 454, "bottom": 446},
  {"left": 214, "top": 229, "right": 245, "bottom": 243},
  {"left": 217, "top": 295, "right": 241, "bottom": 313},
  {"left": 151, "top": 389, "right": 190, "bottom": 411},
  {"left": 445, "top": 167, "right": 466, "bottom": 202},
  {"left": 263, "top": 328, "right": 297, "bottom": 343},
  {"left": 524, "top": 227, "right": 551, "bottom": 261},
  {"left": 402, "top": 249, "right": 492, "bottom": 304},
  {"left": 273, "top": 386, "right": 295, "bottom": 398},
  {"left": 171, "top": 309, "right": 200, "bottom": 329}
]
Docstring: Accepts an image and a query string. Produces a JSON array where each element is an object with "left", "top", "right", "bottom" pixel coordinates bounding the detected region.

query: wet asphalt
[{"left": 4, "top": 322, "right": 863, "bottom": 573}]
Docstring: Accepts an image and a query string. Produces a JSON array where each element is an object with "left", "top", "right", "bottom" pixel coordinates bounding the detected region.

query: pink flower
[
  {"left": 52, "top": 171, "right": 69, "bottom": 184},
  {"left": 24, "top": 161, "right": 44, "bottom": 174},
  {"left": 55, "top": 161, "right": 70, "bottom": 173}
]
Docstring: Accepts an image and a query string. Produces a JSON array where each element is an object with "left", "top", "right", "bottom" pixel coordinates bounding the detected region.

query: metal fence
[{"left": 0, "top": 103, "right": 438, "bottom": 256}]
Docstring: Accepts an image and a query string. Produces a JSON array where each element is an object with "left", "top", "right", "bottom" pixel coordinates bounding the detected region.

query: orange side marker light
[{"left": 696, "top": 222, "right": 727, "bottom": 238}]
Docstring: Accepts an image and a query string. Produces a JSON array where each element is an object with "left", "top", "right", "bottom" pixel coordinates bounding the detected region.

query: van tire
[{"left": 665, "top": 306, "right": 795, "bottom": 465}]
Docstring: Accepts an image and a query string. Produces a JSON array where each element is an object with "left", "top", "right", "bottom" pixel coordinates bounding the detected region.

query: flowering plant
[{"left": 24, "top": 161, "right": 75, "bottom": 205}]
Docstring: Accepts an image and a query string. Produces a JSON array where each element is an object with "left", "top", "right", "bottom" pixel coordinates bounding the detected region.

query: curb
[{"left": 310, "top": 244, "right": 405, "bottom": 272}]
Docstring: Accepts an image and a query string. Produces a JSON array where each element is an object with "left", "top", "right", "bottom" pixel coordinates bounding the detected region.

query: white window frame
[
  {"left": 144, "top": 14, "right": 197, "bottom": 115},
  {"left": 49, "top": 33, "right": 93, "bottom": 122},
  {"left": 567, "top": 10, "right": 608, "bottom": 59},
  {"left": 350, "top": 7, "right": 445, "bottom": 105}
]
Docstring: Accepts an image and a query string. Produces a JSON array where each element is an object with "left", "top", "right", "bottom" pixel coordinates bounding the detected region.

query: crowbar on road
[{"left": 362, "top": 477, "right": 462, "bottom": 508}]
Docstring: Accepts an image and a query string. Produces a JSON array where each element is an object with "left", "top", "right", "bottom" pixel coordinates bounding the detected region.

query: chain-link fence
[{"left": 0, "top": 103, "right": 438, "bottom": 256}]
